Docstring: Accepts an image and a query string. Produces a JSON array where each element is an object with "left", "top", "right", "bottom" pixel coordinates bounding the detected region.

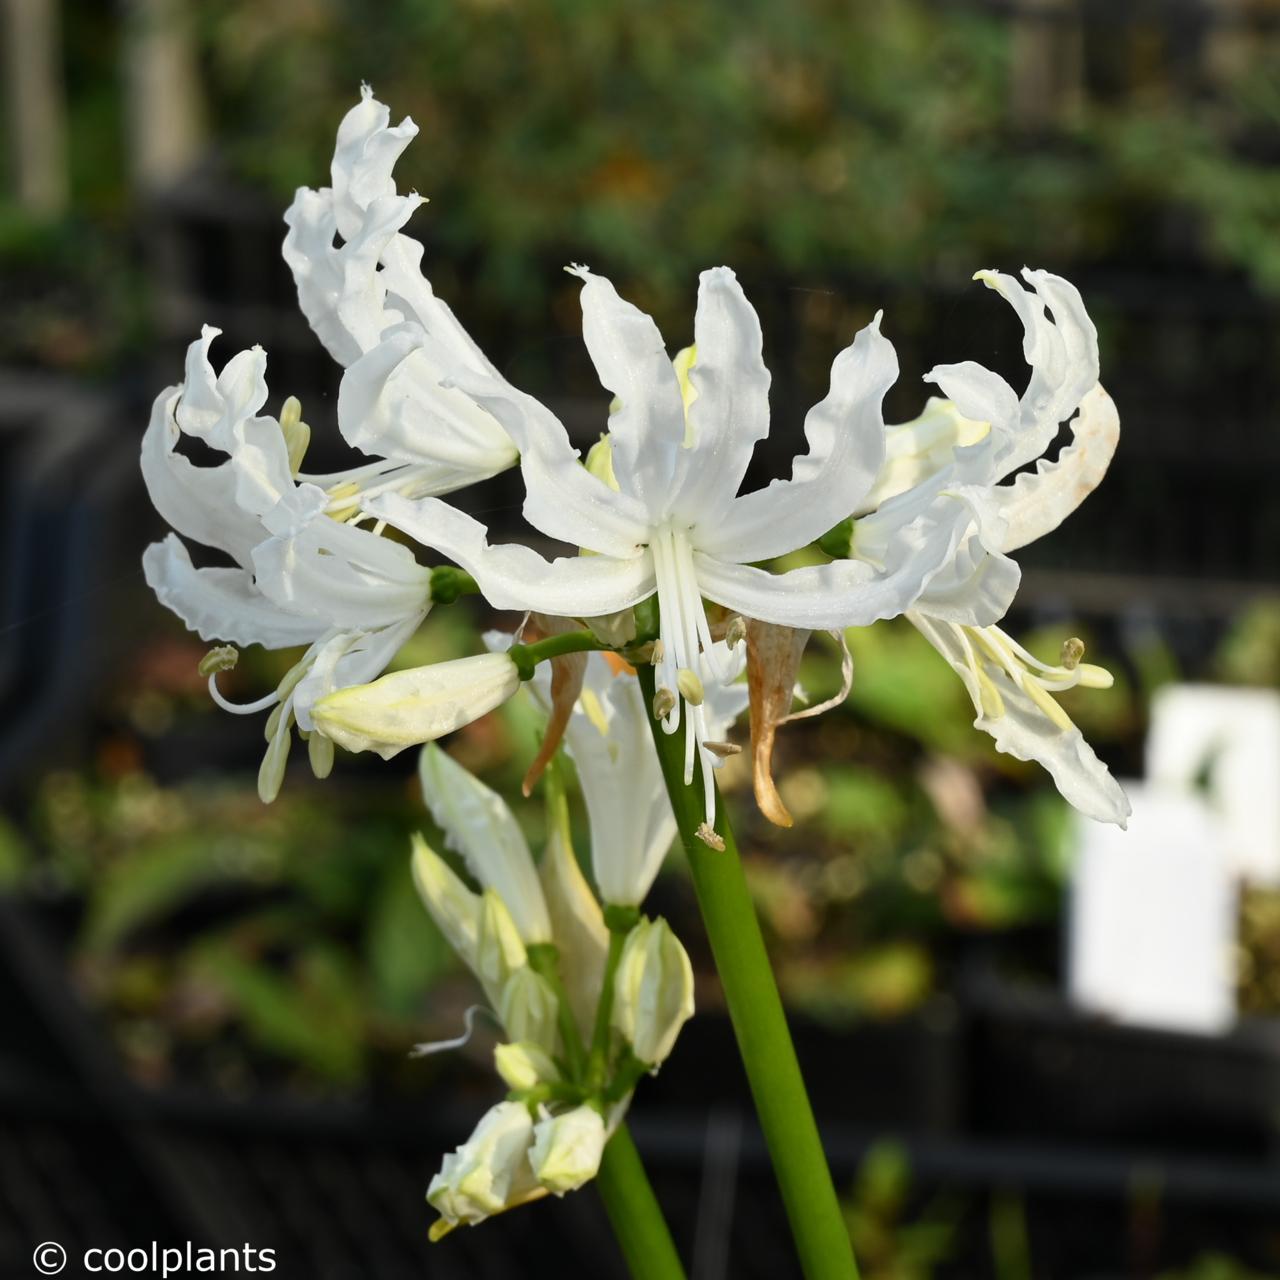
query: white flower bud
[
  {"left": 427, "top": 1101, "right": 535, "bottom": 1227},
  {"left": 493, "top": 1041, "right": 559, "bottom": 1093},
  {"left": 539, "top": 824, "right": 608, "bottom": 1040},
  {"left": 530, "top": 1106, "right": 607, "bottom": 1194},
  {"left": 475, "top": 891, "right": 528, "bottom": 1000},
  {"left": 419, "top": 744, "right": 552, "bottom": 944},
  {"left": 611, "top": 917, "right": 695, "bottom": 1068},
  {"left": 311, "top": 652, "right": 521, "bottom": 760},
  {"left": 410, "top": 834, "right": 482, "bottom": 971},
  {"left": 498, "top": 966, "right": 560, "bottom": 1054}
]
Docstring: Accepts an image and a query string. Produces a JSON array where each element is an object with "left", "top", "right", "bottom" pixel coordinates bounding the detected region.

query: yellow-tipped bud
[
  {"left": 493, "top": 1041, "right": 559, "bottom": 1093},
  {"left": 312, "top": 653, "right": 521, "bottom": 760}
]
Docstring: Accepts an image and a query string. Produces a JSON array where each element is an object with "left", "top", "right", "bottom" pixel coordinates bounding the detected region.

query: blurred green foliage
[
  {"left": 194, "top": 1, "right": 1280, "bottom": 305},
  {"left": 29, "top": 765, "right": 451, "bottom": 1086},
  {"left": 842, "top": 1141, "right": 961, "bottom": 1280},
  {"left": 4, "top": 2, "right": 1280, "bottom": 370}
]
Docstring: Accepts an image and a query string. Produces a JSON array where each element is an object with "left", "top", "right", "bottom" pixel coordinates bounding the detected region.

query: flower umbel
[{"left": 411, "top": 739, "right": 695, "bottom": 1235}]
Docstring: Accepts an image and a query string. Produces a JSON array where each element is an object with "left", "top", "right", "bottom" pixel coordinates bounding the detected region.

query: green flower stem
[
  {"left": 508, "top": 630, "right": 608, "bottom": 679},
  {"left": 596, "top": 1123, "right": 687, "bottom": 1280},
  {"left": 526, "top": 943, "right": 588, "bottom": 1079},
  {"left": 587, "top": 924, "right": 628, "bottom": 1089},
  {"left": 639, "top": 666, "right": 859, "bottom": 1280}
]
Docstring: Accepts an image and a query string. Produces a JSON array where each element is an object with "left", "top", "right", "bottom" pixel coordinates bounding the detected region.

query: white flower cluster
[
  {"left": 143, "top": 87, "right": 1128, "bottom": 828},
  {"left": 411, "top": 664, "right": 709, "bottom": 1232},
  {"left": 140, "top": 85, "right": 1133, "bottom": 1229}
]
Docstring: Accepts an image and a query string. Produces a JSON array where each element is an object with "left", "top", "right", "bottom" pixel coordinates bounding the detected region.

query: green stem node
[{"left": 508, "top": 630, "right": 609, "bottom": 681}]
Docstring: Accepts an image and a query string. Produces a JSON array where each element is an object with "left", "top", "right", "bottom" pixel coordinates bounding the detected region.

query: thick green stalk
[
  {"left": 596, "top": 1124, "right": 687, "bottom": 1280},
  {"left": 639, "top": 666, "right": 858, "bottom": 1280}
]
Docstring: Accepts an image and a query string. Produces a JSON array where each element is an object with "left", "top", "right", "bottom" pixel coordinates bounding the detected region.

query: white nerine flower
[
  {"left": 364, "top": 267, "right": 992, "bottom": 830},
  {"left": 862, "top": 269, "right": 1128, "bottom": 824},
  {"left": 140, "top": 328, "right": 433, "bottom": 801},
  {"left": 528, "top": 647, "right": 747, "bottom": 905},
  {"left": 283, "top": 86, "right": 520, "bottom": 493}
]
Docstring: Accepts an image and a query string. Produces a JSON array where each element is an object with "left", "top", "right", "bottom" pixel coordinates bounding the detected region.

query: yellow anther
[
  {"left": 676, "top": 668, "right": 705, "bottom": 706},
  {"left": 198, "top": 645, "right": 239, "bottom": 677},
  {"left": 652, "top": 687, "right": 677, "bottom": 721},
  {"left": 279, "top": 395, "right": 310, "bottom": 475},
  {"left": 326, "top": 480, "right": 361, "bottom": 524},
  {"left": 696, "top": 821, "right": 725, "bottom": 851},
  {"left": 1060, "top": 637, "right": 1085, "bottom": 670}
]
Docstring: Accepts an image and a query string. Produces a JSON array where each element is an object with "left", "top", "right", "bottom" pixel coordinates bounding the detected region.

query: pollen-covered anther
[
  {"left": 198, "top": 644, "right": 239, "bottom": 677},
  {"left": 676, "top": 668, "right": 705, "bottom": 706},
  {"left": 696, "top": 822, "right": 726, "bottom": 851},
  {"left": 704, "top": 741, "right": 741, "bottom": 758},
  {"left": 652, "top": 686, "right": 677, "bottom": 721},
  {"left": 1060, "top": 637, "right": 1085, "bottom": 670}
]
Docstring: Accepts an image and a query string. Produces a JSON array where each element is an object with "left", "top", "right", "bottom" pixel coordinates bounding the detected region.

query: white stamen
[{"left": 207, "top": 676, "right": 281, "bottom": 716}]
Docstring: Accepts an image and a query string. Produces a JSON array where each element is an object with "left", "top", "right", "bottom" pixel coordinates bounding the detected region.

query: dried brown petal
[
  {"left": 521, "top": 614, "right": 589, "bottom": 796},
  {"left": 745, "top": 621, "right": 811, "bottom": 828}
]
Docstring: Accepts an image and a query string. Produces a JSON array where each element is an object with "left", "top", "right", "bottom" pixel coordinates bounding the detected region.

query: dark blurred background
[{"left": 3, "top": 2, "right": 1280, "bottom": 1277}]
